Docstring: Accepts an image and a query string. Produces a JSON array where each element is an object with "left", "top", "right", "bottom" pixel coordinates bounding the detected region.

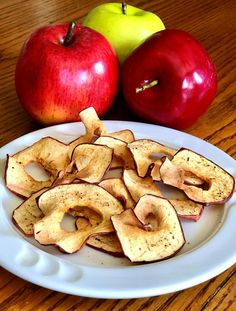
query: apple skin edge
[
  {"left": 121, "top": 29, "right": 218, "bottom": 130},
  {"left": 15, "top": 24, "right": 119, "bottom": 125}
]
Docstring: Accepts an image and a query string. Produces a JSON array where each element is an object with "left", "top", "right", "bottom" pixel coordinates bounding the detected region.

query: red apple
[
  {"left": 121, "top": 29, "right": 217, "bottom": 130},
  {"left": 15, "top": 23, "right": 119, "bottom": 125}
]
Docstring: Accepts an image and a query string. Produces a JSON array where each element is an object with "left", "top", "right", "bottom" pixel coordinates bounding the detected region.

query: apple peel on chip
[
  {"left": 34, "top": 183, "right": 124, "bottom": 253},
  {"left": 111, "top": 194, "right": 185, "bottom": 262},
  {"left": 160, "top": 149, "right": 235, "bottom": 204}
]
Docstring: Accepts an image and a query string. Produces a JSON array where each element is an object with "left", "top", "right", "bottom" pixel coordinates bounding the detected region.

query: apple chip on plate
[
  {"left": 6, "top": 137, "right": 70, "bottom": 198},
  {"left": 34, "top": 183, "right": 124, "bottom": 253},
  {"left": 160, "top": 149, "right": 235, "bottom": 204},
  {"left": 111, "top": 194, "right": 185, "bottom": 262},
  {"left": 127, "top": 139, "right": 176, "bottom": 180},
  {"left": 99, "top": 178, "right": 135, "bottom": 209},
  {"left": 123, "top": 169, "right": 203, "bottom": 221},
  {"left": 12, "top": 188, "right": 47, "bottom": 236},
  {"left": 69, "top": 107, "right": 106, "bottom": 155},
  {"left": 95, "top": 136, "right": 135, "bottom": 169}
]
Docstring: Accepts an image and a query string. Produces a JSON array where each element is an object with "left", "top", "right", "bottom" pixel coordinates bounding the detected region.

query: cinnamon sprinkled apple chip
[
  {"left": 95, "top": 136, "right": 135, "bottom": 169},
  {"left": 6, "top": 137, "right": 70, "bottom": 198},
  {"left": 34, "top": 183, "right": 123, "bottom": 253},
  {"left": 127, "top": 139, "right": 176, "bottom": 180},
  {"left": 111, "top": 195, "right": 185, "bottom": 262},
  {"left": 99, "top": 178, "right": 135, "bottom": 209},
  {"left": 160, "top": 149, "right": 235, "bottom": 204}
]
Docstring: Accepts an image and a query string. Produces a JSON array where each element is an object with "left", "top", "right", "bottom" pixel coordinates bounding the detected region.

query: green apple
[{"left": 83, "top": 2, "right": 165, "bottom": 64}]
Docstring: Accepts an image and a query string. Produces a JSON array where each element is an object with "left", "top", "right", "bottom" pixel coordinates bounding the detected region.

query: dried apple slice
[
  {"left": 169, "top": 199, "right": 204, "bottom": 221},
  {"left": 70, "top": 200, "right": 124, "bottom": 256},
  {"left": 95, "top": 136, "right": 134, "bottom": 169},
  {"left": 87, "top": 233, "right": 124, "bottom": 256},
  {"left": 55, "top": 144, "right": 113, "bottom": 185},
  {"left": 99, "top": 178, "right": 135, "bottom": 209},
  {"left": 123, "top": 169, "right": 162, "bottom": 201},
  {"left": 127, "top": 139, "right": 176, "bottom": 180},
  {"left": 12, "top": 189, "right": 47, "bottom": 235},
  {"left": 72, "top": 143, "right": 113, "bottom": 183},
  {"left": 111, "top": 195, "right": 185, "bottom": 262},
  {"left": 34, "top": 183, "right": 123, "bottom": 253},
  {"left": 105, "top": 129, "right": 135, "bottom": 143},
  {"left": 5, "top": 137, "right": 70, "bottom": 198},
  {"left": 69, "top": 107, "right": 106, "bottom": 155},
  {"left": 160, "top": 149, "right": 235, "bottom": 204}
]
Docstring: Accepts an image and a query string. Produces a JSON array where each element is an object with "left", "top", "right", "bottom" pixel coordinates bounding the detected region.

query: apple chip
[
  {"left": 169, "top": 199, "right": 204, "bottom": 221},
  {"left": 112, "top": 195, "right": 185, "bottom": 262},
  {"left": 123, "top": 169, "right": 162, "bottom": 202},
  {"left": 69, "top": 107, "right": 106, "bottom": 155},
  {"left": 34, "top": 183, "right": 123, "bottom": 253},
  {"left": 12, "top": 189, "right": 47, "bottom": 236},
  {"left": 99, "top": 178, "right": 135, "bottom": 209},
  {"left": 105, "top": 129, "right": 135, "bottom": 143},
  {"left": 54, "top": 143, "right": 113, "bottom": 185},
  {"left": 95, "top": 136, "right": 134, "bottom": 169},
  {"left": 87, "top": 233, "right": 124, "bottom": 256},
  {"left": 160, "top": 149, "right": 235, "bottom": 204},
  {"left": 71, "top": 200, "right": 124, "bottom": 255},
  {"left": 127, "top": 139, "right": 176, "bottom": 180},
  {"left": 72, "top": 143, "right": 113, "bottom": 183},
  {"left": 6, "top": 137, "right": 70, "bottom": 198}
]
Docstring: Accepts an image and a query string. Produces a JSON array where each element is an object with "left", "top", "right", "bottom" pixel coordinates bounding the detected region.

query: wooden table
[{"left": 0, "top": 0, "right": 235, "bottom": 310}]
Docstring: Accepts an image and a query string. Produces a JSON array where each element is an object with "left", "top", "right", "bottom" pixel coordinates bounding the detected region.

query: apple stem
[
  {"left": 136, "top": 80, "right": 159, "bottom": 93},
  {"left": 63, "top": 22, "right": 76, "bottom": 47},
  {"left": 122, "top": 2, "right": 127, "bottom": 15}
]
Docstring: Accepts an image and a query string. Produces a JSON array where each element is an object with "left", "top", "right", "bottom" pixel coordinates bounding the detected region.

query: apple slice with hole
[
  {"left": 111, "top": 194, "right": 185, "bottom": 262},
  {"left": 34, "top": 183, "right": 124, "bottom": 253},
  {"left": 5, "top": 137, "right": 70, "bottom": 198},
  {"left": 160, "top": 149, "right": 235, "bottom": 204}
]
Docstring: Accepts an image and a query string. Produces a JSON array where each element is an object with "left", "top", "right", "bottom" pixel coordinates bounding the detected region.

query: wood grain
[{"left": 0, "top": 0, "right": 236, "bottom": 310}]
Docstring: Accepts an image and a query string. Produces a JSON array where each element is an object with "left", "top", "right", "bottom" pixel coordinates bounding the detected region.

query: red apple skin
[
  {"left": 121, "top": 29, "right": 217, "bottom": 130},
  {"left": 15, "top": 24, "right": 119, "bottom": 125}
]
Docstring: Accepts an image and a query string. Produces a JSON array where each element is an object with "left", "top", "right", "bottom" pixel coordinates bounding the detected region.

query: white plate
[{"left": 0, "top": 121, "right": 236, "bottom": 299}]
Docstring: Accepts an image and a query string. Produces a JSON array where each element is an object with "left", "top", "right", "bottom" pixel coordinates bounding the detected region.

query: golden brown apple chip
[
  {"left": 6, "top": 137, "right": 70, "bottom": 198},
  {"left": 160, "top": 149, "right": 235, "bottom": 204},
  {"left": 69, "top": 107, "right": 106, "bottom": 156},
  {"left": 111, "top": 195, "right": 185, "bottom": 262},
  {"left": 87, "top": 233, "right": 124, "bottom": 256},
  {"left": 99, "top": 178, "right": 135, "bottom": 209},
  {"left": 72, "top": 144, "right": 113, "bottom": 183},
  {"left": 169, "top": 199, "right": 204, "bottom": 221},
  {"left": 34, "top": 183, "right": 123, "bottom": 253},
  {"left": 71, "top": 202, "right": 124, "bottom": 256},
  {"left": 127, "top": 139, "right": 176, "bottom": 180},
  {"left": 95, "top": 136, "right": 135, "bottom": 169},
  {"left": 105, "top": 129, "right": 135, "bottom": 143},
  {"left": 12, "top": 189, "right": 47, "bottom": 236},
  {"left": 123, "top": 169, "right": 162, "bottom": 202},
  {"left": 54, "top": 144, "right": 113, "bottom": 185}
]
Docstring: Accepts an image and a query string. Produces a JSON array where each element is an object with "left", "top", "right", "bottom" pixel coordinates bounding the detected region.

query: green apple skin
[{"left": 83, "top": 3, "right": 165, "bottom": 64}]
